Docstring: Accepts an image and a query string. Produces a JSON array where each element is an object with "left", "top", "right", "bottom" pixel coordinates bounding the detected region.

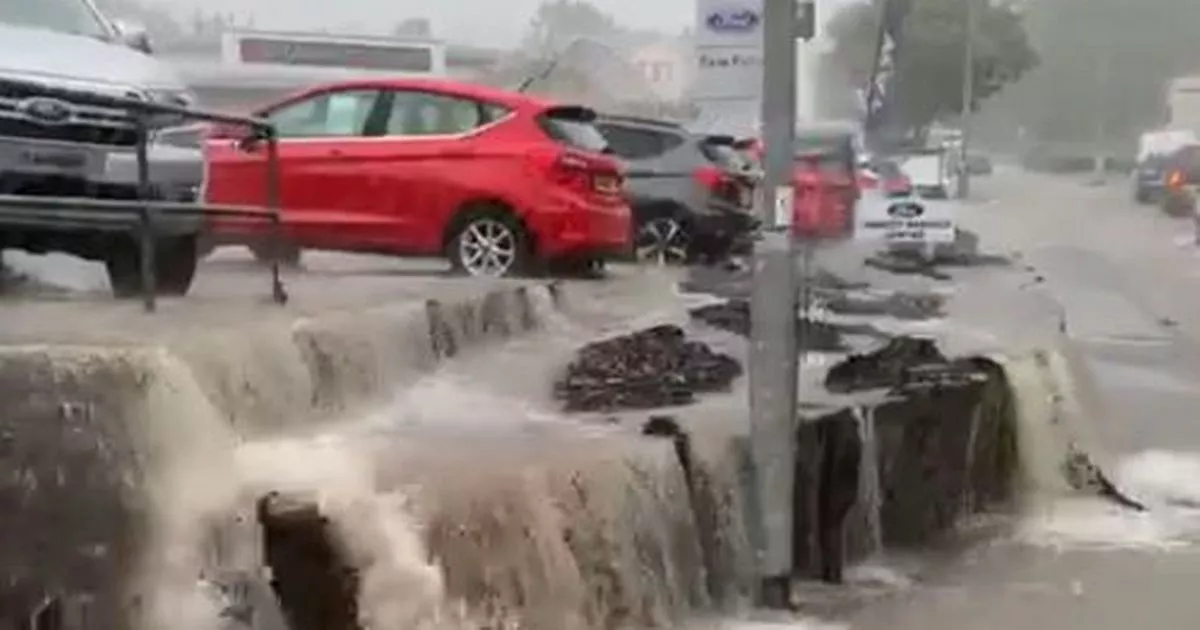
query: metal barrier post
[
  {"left": 134, "top": 115, "right": 156, "bottom": 312},
  {"left": 264, "top": 127, "right": 288, "bottom": 304}
]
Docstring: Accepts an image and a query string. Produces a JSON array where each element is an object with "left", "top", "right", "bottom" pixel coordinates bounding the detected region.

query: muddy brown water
[{"left": 0, "top": 266, "right": 1133, "bottom": 630}]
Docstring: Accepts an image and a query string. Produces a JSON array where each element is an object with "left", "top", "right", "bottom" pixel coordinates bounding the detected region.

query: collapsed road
[{"left": 1, "top": 166, "right": 1197, "bottom": 630}]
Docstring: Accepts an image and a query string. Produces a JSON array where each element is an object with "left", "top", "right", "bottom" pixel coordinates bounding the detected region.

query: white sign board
[
  {"left": 854, "top": 192, "right": 956, "bottom": 244},
  {"left": 692, "top": 0, "right": 763, "bottom": 128}
]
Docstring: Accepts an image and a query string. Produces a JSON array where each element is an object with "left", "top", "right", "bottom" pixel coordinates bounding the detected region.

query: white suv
[{"left": 0, "top": 0, "right": 207, "bottom": 296}]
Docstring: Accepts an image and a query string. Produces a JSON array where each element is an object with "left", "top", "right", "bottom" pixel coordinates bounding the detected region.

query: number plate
[{"left": 17, "top": 147, "right": 93, "bottom": 174}]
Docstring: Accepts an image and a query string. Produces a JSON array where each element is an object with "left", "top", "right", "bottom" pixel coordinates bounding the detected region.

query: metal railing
[{"left": 0, "top": 77, "right": 288, "bottom": 312}]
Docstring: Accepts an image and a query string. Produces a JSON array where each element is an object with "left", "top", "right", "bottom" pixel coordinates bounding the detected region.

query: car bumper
[
  {"left": 0, "top": 137, "right": 205, "bottom": 195},
  {"left": 535, "top": 197, "right": 632, "bottom": 259},
  {"left": 0, "top": 138, "right": 206, "bottom": 236}
]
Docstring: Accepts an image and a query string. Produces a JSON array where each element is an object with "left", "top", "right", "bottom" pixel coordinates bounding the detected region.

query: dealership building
[{"left": 163, "top": 29, "right": 504, "bottom": 110}]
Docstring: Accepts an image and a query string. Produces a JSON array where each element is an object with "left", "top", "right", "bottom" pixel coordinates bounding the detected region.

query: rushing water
[{"left": 853, "top": 407, "right": 884, "bottom": 559}]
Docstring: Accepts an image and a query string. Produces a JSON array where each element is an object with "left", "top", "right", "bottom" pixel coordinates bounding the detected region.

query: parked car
[
  {"left": 857, "top": 155, "right": 913, "bottom": 197},
  {"left": 792, "top": 150, "right": 859, "bottom": 239},
  {"left": 204, "top": 78, "right": 630, "bottom": 277},
  {"left": 1159, "top": 143, "right": 1200, "bottom": 217},
  {"left": 898, "top": 149, "right": 952, "bottom": 199},
  {"left": 0, "top": 0, "right": 207, "bottom": 297},
  {"left": 965, "top": 152, "right": 993, "bottom": 176},
  {"left": 594, "top": 115, "right": 758, "bottom": 265}
]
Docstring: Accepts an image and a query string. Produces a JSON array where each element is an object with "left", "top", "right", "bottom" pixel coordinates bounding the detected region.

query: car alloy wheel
[
  {"left": 458, "top": 217, "right": 519, "bottom": 277},
  {"left": 635, "top": 217, "right": 689, "bottom": 266}
]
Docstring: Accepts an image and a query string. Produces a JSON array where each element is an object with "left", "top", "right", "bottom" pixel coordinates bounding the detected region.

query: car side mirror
[{"left": 112, "top": 19, "right": 153, "bottom": 54}]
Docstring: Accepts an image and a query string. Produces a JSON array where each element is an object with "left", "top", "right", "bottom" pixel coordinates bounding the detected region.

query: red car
[
  {"left": 792, "top": 151, "right": 859, "bottom": 239},
  {"left": 856, "top": 157, "right": 913, "bottom": 196},
  {"left": 203, "top": 78, "right": 631, "bottom": 276}
]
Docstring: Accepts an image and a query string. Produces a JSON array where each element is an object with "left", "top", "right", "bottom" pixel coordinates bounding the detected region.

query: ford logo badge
[
  {"left": 887, "top": 201, "right": 924, "bottom": 219},
  {"left": 706, "top": 8, "right": 761, "bottom": 33},
  {"left": 20, "top": 98, "right": 72, "bottom": 125}
]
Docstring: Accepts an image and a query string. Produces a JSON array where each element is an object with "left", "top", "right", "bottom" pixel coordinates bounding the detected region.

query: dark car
[
  {"left": 1133, "top": 152, "right": 1169, "bottom": 204},
  {"left": 595, "top": 115, "right": 759, "bottom": 265},
  {"left": 1158, "top": 144, "right": 1200, "bottom": 216},
  {"left": 965, "top": 152, "right": 993, "bottom": 176}
]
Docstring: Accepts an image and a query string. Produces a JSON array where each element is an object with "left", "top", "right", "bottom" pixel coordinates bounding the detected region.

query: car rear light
[
  {"left": 695, "top": 166, "right": 752, "bottom": 208},
  {"left": 1168, "top": 169, "right": 1186, "bottom": 189},
  {"left": 549, "top": 151, "right": 622, "bottom": 195}
]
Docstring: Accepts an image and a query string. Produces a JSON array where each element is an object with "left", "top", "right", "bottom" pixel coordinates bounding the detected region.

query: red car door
[
  {"left": 206, "top": 87, "right": 403, "bottom": 251},
  {"left": 366, "top": 89, "right": 508, "bottom": 253}
]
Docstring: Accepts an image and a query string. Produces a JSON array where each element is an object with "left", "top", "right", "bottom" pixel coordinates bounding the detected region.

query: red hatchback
[{"left": 203, "top": 78, "right": 630, "bottom": 276}]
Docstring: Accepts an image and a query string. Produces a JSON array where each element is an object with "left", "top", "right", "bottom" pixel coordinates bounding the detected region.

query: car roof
[{"left": 284, "top": 77, "right": 563, "bottom": 112}]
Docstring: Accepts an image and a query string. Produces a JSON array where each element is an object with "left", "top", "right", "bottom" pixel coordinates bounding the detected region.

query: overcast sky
[{"left": 133, "top": 0, "right": 856, "bottom": 47}]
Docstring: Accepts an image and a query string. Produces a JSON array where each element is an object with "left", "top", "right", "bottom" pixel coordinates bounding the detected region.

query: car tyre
[
  {"left": 105, "top": 234, "right": 199, "bottom": 298},
  {"left": 447, "top": 208, "right": 532, "bottom": 278},
  {"left": 633, "top": 211, "right": 691, "bottom": 266}
]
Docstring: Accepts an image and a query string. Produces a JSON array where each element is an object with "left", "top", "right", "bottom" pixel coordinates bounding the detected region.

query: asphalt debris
[
  {"left": 688, "top": 300, "right": 849, "bottom": 351},
  {"left": 825, "top": 336, "right": 982, "bottom": 394},
  {"left": 555, "top": 325, "right": 742, "bottom": 412},
  {"left": 822, "top": 291, "right": 945, "bottom": 320}
]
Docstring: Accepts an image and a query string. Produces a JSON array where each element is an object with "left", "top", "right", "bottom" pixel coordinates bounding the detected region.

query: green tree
[
  {"left": 1003, "top": 0, "right": 1200, "bottom": 148},
  {"left": 521, "top": 0, "right": 620, "bottom": 57},
  {"left": 826, "top": 0, "right": 1037, "bottom": 134}
]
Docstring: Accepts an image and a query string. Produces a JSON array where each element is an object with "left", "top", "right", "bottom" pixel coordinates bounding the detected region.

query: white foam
[{"left": 1014, "top": 451, "right": 1200, "bottom": 551}]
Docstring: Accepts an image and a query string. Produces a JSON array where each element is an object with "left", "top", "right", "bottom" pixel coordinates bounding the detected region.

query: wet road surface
[{"left": 841, "top": 171, "right": 1200, "bottom": 629}]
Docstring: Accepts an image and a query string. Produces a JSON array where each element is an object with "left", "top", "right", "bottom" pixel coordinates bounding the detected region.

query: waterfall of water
[{"left": 854, "top": 406, "right": 884, "bottom": 557}]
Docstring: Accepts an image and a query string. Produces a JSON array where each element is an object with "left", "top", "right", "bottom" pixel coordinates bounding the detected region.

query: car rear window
[
  {"left": 700, "top": 136, "right": 747, "bottom": 170},
  {"left": 1168, "top": 145, "right": 1200, "bottom": 181},
  {"left": 538, "top": 106, "right": 609, "bottom": 153},
  {"left": 597, "top": 123, "right": 684, "bottom": 159}
]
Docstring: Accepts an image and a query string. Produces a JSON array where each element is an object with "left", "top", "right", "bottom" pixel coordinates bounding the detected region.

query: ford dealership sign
[{"left": 705, "top": 7, "right": 761, "bottom": 33}]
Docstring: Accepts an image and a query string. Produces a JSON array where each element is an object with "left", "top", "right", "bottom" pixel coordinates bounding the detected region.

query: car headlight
[{"left": 144, "top": 87, "right": 196, "bottom": 109}]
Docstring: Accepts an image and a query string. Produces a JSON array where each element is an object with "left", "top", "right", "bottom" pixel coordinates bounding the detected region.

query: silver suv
[
  {"left": 0, "top": 0, "right": 206, "bottom": 296},
  {"left": 595, "top": 115, "right": 759, "bottom": 265}
]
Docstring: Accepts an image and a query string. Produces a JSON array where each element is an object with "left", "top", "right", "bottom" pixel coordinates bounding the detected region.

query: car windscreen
[
  {"left": 538, "top": 106, "right": 609, "bottom": 153},
  {"left": 0, "top": 0, "right": 110, "bottom": 38}
]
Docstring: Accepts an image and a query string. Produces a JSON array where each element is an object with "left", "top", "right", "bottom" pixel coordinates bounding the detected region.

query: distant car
[
  {"left": 858, "top": 155, "right": 913, "bottom": 197},
  {"left": 898, "top": 149, "right": 952, "bottom": 199},
  {"left": 965, "top": 153, "right": 993, "bottom": 176},
  {"left": 595, "top": 115, "right": 758, "bottom": 265},
  {"left": 1159, "top": 143, "right": 1200, "bottom": 217},
  {"left": 204, "top": 78, "right": 630, "bottom": 277},
  {"left": 1134, "top": 129, "right": 1197, "bottom": 204}
]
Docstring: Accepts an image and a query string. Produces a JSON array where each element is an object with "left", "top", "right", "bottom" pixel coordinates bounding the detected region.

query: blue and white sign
[
  {"left": 695, "top": 0, "right": 763, "bottom": 47},
  {"left": 854, "top": 190, "right": 956, "bottom": 243},
  {"left": 705, "top": 7, "right": 761, "bottom": 34},
  {"left": 692, "top": 0, "right": 763, "bottom": 128}
]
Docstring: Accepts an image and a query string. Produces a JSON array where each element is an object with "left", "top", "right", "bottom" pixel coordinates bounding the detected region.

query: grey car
[
  {"left": 0, "top": 0, "right": 207, "bottom": 296},
  {"left": 595, "top": 115, "right": 759, "bottom": 265}
]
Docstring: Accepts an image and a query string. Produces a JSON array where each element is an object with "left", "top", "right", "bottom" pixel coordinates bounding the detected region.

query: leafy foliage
[
  {"left": 826, "top": 0, "right": 1038, "bottom": 132},
  {"left": 1005, "top": 0, "right": 1200, "bottom": 145},
  {"left": 521, "top": 0, "right": 620, "bottom": 57}
]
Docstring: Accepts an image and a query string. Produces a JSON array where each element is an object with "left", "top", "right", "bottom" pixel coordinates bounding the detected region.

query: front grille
[
  {"left": 0, "top": 117, "right": 137, "bottom": 146},
  {"left": 0, "top": 79, "right": 140, "bottom": 147}
]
